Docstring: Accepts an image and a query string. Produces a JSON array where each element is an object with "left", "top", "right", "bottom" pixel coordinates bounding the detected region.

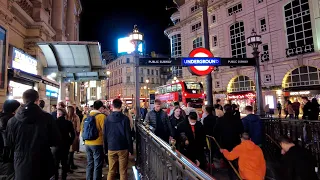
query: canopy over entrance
[{"left": 38, "top": 41, "right": 106, "bottom": 82}]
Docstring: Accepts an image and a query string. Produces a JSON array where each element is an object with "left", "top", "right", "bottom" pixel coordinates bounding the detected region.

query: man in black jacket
[
  {"left": 54, "top": 108, "right": 75, "bottom": 180},
  {"left": 279, "top": 136, "right": 318, "bottom": 180},
  {"left": 0, "top": 100, "right": 20, "bottom": 180},
  {"left": 6, "top": 89, "right": 61, "bottom": 180},
  {"left": 176, "top": 112, "right": 206, "bottom": 170},
  {"left": 104, "top": 99, "right": 133, "bottom": 180},
  {"left": 144, "top": 99, "right": 174, "bottom": 143}
]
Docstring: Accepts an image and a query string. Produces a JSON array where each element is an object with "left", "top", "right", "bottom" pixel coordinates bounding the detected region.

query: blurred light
[
  {"left": 50, "top": 73, "right": 57, "bottom": 78},
  {"left": 118, "top": 37, "right": 143, "bottom": 54},
  {"left": 173, "top": 76, "right": 177, "bottom": 80},
  {"left": 8, "top": 96, "right": 13, "bottom": 100}
]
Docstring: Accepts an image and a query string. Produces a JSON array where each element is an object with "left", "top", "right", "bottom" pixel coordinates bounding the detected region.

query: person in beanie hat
[{"left": 0, "top": 99, "right": 20, "bottom": 180}]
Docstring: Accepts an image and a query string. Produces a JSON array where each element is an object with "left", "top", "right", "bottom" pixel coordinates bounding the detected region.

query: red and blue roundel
[{"left": 188, "top": 48, "right": 214, "bottom": 76}]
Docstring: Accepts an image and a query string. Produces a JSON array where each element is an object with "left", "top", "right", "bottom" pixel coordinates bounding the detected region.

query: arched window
[
  {"left": 284, "top": 0, "right": 314, "bottom": 57},
  {"left": 230, "top": 22, "right": 246, "bottom": 58},
  {"left": 283, "top": 66, "right": 320, "bottom": 88},
  {"left": 228, "top": 76, "right": 255, "bottom": 93}
]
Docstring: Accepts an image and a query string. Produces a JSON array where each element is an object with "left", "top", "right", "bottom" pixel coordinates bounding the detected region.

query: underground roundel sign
[{"left": 188, "top": 48, "right": 214, "bottom": 76}]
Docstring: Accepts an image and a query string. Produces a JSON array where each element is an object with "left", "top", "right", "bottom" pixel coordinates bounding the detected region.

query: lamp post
[
  {"left": 247, "top": 29, "right": 265, "bottom": 116},
  {"left": 129, "top": 25, "right": 144, "bottom": 120},
  {"left": 106, "top": 70, "right": 111, "bottom": 101},
  {"left": 197, "top": 0, "right": 213, "bottom": 106}
]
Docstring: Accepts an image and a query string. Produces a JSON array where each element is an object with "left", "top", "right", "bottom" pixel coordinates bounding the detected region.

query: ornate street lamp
[
  {"left": 129, "top": 25, "right": 144, "bottom": 119},
  {"left": 106, "top": 70, "right": 111, "bottom": 100},
  {"left": 247, "top": 29, "right": 264, "bottom": 116}
]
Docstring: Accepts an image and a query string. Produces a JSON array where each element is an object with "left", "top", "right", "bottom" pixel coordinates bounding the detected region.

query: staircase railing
[{"left": 135, "top": 121, "right": 215, "bottom": 180}]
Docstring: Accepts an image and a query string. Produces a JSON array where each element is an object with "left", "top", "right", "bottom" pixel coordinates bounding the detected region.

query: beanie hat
[{"left": 3, "top": 100, "right": 20, "bottom": 113}]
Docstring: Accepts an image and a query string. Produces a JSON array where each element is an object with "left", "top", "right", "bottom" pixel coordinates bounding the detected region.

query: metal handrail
[
  {"left": 137, "top": 123, "right": 214, "bottom": 180},
  {"left": 206, "top": 135, "right": 242, "bottom": 180}
]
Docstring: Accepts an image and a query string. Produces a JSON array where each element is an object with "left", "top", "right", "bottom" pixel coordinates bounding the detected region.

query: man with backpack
[{"left": 81, "top": 100, "right": 106, "bottom": 180}]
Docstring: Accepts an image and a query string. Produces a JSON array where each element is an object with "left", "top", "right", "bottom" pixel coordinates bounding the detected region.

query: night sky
[{"left": 79, "top": 0, "right": 176, "bottom": 55}]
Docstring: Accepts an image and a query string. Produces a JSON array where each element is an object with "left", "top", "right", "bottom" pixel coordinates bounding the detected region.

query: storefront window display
[
  {"left": 227, "top": 92, "right": 256, "bottom": 113},
  {"left": 8, "top": 81, "right": 33, "bottom": 103}
]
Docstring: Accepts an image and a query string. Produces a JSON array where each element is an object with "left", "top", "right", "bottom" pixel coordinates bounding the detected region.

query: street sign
[
  {"left": 188, "top": 48, "right": 215, "bottom": 76},
  {"left": 139, "top": 57, "right": 181, "bottom": 66},
  {"left": 182, "top": 57, "right": 256, "bottom": 66}
]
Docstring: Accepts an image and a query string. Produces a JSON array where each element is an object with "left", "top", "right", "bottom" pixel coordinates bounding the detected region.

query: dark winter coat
[
  {"left": 103, "top": 111, "right": 133, "bottom": 154},
  {"left": 56, "top": 116, "right": 75, "bottom": 148},
  {"left": 176, "top": 120, "right": 206, "bottom": 170},
  {"left": 145, "top": 109, "right": 174, "bottom": 142},
  {"left": 215, "top": 113, "right": 243, "bottom": 151},
  {"left": 303, "top": 101, "right": 312, "bottom": 120},
  {"left": 169, "top": 115, "right": 185, "bottom": 138},
  {"left": 281, "top": 145, "right": 318, "bottom": 180},
  {"left": 6, "top": 103, "right": 61, "bottom": 180},
  {"left": 242, "top": 114, "right": 263, "bottom": 145},
  {"left": 203, "top": 114, "right": 218, "bottom": 137}
]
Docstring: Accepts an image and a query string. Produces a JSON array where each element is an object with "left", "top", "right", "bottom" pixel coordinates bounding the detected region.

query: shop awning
[{"left": 37, "top": 41, "right": 106, "bottom": 82}]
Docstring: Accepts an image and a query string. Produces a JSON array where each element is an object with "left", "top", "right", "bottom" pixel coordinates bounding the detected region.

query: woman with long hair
[
  {"left": 66, "top": 106, "right": 80, "bottom": 170},
  {"left": 170, "top": 107, "right": 185, "bottom": 138}
]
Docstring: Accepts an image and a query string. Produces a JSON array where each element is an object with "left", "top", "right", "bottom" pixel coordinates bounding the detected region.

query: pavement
[{"left": 65, "top": 152, "right": 134, "bottom": 180}]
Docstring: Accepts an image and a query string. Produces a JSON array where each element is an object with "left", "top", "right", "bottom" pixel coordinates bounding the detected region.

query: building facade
[
  {"left": 0, "top": 0, "right": 81, "bottom": 110},
  {"left": 165, "top": 0, "right": 320, "bottom": 112},
  {"left": 105, "top": 54, "right": 163, "bottom": 106}
]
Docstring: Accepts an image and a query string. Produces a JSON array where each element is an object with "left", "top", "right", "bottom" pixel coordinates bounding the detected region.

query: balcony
[
  {"left": 285, "top": 44, "right": 314, "bottom": 58},
  {"left": 16, "top": 0, "right": 33, "bottom": 17}
]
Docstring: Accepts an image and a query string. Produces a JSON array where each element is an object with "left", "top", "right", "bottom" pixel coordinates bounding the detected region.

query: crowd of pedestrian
[
  {"left": 276, "top": 96, "right": 320, "bottom": 120},
  {"left": 0, "top": 88, "right": 319, "bottom": 180},
  {"left": 0, "top": 89, "right": 134, "bottom": 180},
  {"left": 149, "top": 98, "right": 319, "bottom": 180}
]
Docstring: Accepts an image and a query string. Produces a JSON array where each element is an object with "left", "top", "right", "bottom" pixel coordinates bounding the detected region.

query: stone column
[
  {"left": 66, "top": 0, "right": 75, "bottom": 41},
  {"left": 58, "top": 78, "right": 66, "bottom": 103},
  {"left": 51, "top": 0, "right": 64, "bottom": 40}
]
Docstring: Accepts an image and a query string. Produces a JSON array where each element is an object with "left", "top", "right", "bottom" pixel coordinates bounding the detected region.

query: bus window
[
  {"left": 172, "top": 84, "right": 177, "bottom": 92},
  {"left": 185, "top": 82, "right": 202, "bottom": 93},
  {"left": 177, "top": 84, "right": 182, "bottom": 92},
  {"left": 166, "top": 85, "right": 172, "bottom": 93}
]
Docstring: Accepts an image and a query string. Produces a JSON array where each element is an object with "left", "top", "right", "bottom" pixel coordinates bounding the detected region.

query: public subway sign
[
  {"left": 182, "top": 57, "right": 256, "bottom": 66},
  {"left": 139, "top": 58, "right": 182, "bottom": 66},
  {"left": 187, "top": 48, "right": 215, "bottom": 76},
  {"left": 11, "top": 47, "right": 38, "bottom": 75}
]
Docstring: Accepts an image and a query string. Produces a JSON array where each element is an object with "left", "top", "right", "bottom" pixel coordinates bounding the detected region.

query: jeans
[
  {"left": 86, "top": 145, "right": 104, "bottom": 180},
  {"left": 107, "top": 150, "right": 129, "bottom": 180}
]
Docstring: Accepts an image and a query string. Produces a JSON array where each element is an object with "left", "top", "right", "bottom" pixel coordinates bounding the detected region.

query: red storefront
[{"left": 227, "top": 92, "right": 256, "bottom": 113}]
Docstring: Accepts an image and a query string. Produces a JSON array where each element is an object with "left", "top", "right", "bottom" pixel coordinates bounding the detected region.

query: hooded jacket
[
  {"left": 242, "top": 114, "right": 263, "bottom": 145},
  {"left": 6, "top": 103, "right": 61, "bottom": 180},
  {"left": 103, "top": 111, "right": 133, "bottom": 154},
  {"left": 222, "top": 140, "right": 266, "bottom": 180}
]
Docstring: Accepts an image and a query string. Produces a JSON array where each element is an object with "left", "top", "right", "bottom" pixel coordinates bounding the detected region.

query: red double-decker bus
[{"left": 155, "top": 81, "right": 205, "bottom": 111}]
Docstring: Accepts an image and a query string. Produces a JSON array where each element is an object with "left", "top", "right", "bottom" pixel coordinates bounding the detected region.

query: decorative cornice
[{"left": 0, "top": 4, "right": 14, "bottom": 25}]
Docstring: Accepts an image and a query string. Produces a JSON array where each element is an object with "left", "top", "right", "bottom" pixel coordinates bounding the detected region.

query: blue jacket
[
  {"left": 242, "top": 114, "right": 263, "bottom": 145},
  {"left": 103, "top": 111, "right": 133, "bottom": 154}
]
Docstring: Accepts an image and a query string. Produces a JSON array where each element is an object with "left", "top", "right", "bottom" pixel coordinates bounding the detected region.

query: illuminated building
[
  {"left": 165, "top": 0, "right": 320, "bottom": 112},
  {"left": 0, "top": 0, "right": 81, "bottom": 110}
]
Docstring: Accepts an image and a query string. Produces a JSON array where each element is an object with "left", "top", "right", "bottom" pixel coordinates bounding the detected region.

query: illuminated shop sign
[
  {"left": 46, "top": 85, "right": 59, "bottom": 98},
  {"left": 289, "top": 91, "right": 310, "bottom": 96},
  {"left": 12, "top": 48, "right": 37, "bottom": 75},
  {"left": 227, "top": 93, "right": 256, "bottom": 100}
]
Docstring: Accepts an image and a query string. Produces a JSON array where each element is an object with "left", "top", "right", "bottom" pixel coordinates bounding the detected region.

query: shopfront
[
  {"left": 8, "top": 47, "right": 41, "bottom": 103},
  {"left": 227, "top": 92, "right": 256, "bottom": 113},
  {"left": 284, "top": 90, "right": 320, "bottom": 103}
]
